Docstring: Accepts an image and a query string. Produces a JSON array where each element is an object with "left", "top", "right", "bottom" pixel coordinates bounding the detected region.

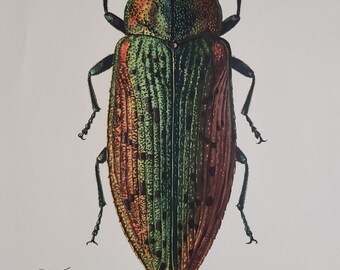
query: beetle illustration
[{"left": 78, "top": 0, "right": 265, "bottom": 269}]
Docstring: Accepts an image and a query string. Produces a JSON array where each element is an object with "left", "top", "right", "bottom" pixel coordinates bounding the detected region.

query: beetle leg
[
  {"left": 78, "top": 54, "right": 114, "bottom": 140},
  {"left": 231, "top": 57, "right": 266, "bottom": 144},
  {"left": 103, "top": 0, "right": 125, "bottom": 33},
  {"left": 87, "top": 147, "right": 107, "bottom": 246},
  {"left": 220, "top": 0, "right": 241, "bottom": 35},
  {"left": 236, "top": 147, "right": 258, "bottom": 244}
]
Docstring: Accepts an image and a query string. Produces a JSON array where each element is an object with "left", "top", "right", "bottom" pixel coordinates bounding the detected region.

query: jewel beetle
[{"left": 78, "top": 0, "right": 265, "bottom": 269}]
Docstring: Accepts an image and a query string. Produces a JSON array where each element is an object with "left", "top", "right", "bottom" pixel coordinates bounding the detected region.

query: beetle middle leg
[
  {"left": 221, "top": 0, "right": 241, "bottom": 35},
  {"left": 231, "top": 56, "right": 266, "bottom": 144},
  {"left": 78, "top": 54, "right": 114, "bottom": 140},
  {"left": 86, "top": 147, "right": 107, "bottom": 245},
  {"left": 103, "top": 0, "right": 125, "bottom": 33},
  {"left": 236, "top": 146, "right": 257, "bottom": 244}
]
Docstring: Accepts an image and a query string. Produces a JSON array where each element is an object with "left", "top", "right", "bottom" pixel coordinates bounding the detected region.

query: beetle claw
[
  {"left": 86, "top": 238, "right": 98, "bottom": 246},
  {"left": 256, "top": 136, "right": 267, "bottom": 144},
  {"left": 254, "top": 131, "right": 266, "bottom": 144},
  {"left": 246, "top": 236, "right": 258, "bottom": 244},
  {"left": 78, "top": 133, "right": 86, "bottom": 140}
]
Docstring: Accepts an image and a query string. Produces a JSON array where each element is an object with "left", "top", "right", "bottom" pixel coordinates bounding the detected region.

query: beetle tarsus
[
  {"left": 78, "top": 110, "right": 99, "bottom": 140},
  {"left": 246, "top": 235, "right": 258, "bottom": 245},
  {"left": 86, "top": 148, "right": 107, "bottom": 245},
  {"left": 87, "top": 206, "right": 105, "bottom": 246},
  {"left": 86, "top": 238, "right": 99, "bottom": 246},
  {"left": 236, "top": 147, "right": 258, "bottom": 245},
  {"left": 238, "top": 207, "right": 258, "bottom": 245},
  {"left": 244, "top": 115, "right": 266, "bottom": 144}
]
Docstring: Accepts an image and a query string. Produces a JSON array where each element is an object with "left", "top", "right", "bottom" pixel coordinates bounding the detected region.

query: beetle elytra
[{"left": 79, "top": 0, "right": 265, "bottom": 269}]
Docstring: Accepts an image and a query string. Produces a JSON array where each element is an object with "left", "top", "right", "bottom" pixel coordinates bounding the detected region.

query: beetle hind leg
[
  {"left": 86, "top": 147, "right": 107, "bottom": 245},
  {"left": 231, "top": 57, "right": 266, "bottom": 144},
  {"left": 78, "top": 54, "right": 114, "bottom": 140},
  {"left": 236, "top": 147, "right": 258, "bottom": 244}
]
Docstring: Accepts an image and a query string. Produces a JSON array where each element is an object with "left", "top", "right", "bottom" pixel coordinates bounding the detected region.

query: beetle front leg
[
  {"left": 87, "top": 147, "right": 107, "bottom": 246},
  {"left": 78, "top": 54, "right": 114, "bottom": 140},
  {"left": 220, "top": 0, "right": 241, "bottom": 35},
  {"left": 103, "top": 0, "right": 125, "bottom": 33},
  {"left": 236, "top": 147, "right": 257, "bottom": 244},
  {"left": 231, "top": 56, "right": 266, "bottom": 144}
]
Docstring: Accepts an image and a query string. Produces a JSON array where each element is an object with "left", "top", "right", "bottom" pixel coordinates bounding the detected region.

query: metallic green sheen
[
  {"left": 108, "top": 34, "right": 234, "bottom": 269},
  {"left": 125, "top": 0, "right": 223, "bottom": 41}
]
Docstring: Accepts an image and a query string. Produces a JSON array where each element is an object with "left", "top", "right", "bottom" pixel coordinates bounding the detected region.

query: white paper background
[{"left": 1, "top": 1, "right": 339, "bottom": 269}]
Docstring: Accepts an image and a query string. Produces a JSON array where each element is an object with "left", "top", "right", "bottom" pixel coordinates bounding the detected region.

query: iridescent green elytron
[{"left": 79, "top": 1, "right": 265, "bottom": 270}]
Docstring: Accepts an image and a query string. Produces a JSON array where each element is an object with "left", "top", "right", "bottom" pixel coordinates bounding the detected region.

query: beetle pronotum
[{"left": 79, "top": 0, "right": 265, "bottom": 269}]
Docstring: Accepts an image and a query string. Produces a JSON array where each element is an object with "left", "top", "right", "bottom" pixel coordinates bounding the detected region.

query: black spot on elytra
[
  {"left": 131, "top": 69, "right": 137, "bottom": 75},
  {"left": 140, "top": 182, "right": 146, "bottom": 195},
  {"left": 123, "top": 199, "right": 131, "bottom": 211},
  {"left": 151, "top": 76, "right": 156, "bottom": 85},
  {"left": 208, "top": 167, "right": 216, "bottom": 176},
  {"left": 200, "top": 110, "right": 206, "bottom": 119},
  {"left": 148, "top": 194, "right": 154, "bottom": 201},
  {"left": 163, "top": 240, "right": 167, "bottom": 248},
  {"left": 139, "top": 152, "right": 147, "bottom": 160},
  {"left": 189, "top": 90, "right": 195, "bottom": 99},
  {"left": 205, "top": 196, "right": 214, "bottom": 206},
  {"left": 184, "top": 193, "right": 188, "bottom": 202},
  {"left": 189, "top": 201, "right": 195, "bottom": 209},
  {"left": 200, "top": 133, "right": 211, "bottom": 144},
  {"left": 195, "top": 199, "right": 202, "bottom": 206},
  {"left": 186, "top": 115, "right": 192, "bottom": 130},
  {"left": 153, "top": 108, "right": 160, "bottom": 123},
  {"left": 147, "top": 153, "right": 155, "bottom": 160},
  {"left": 146, "top": 97, "right": 152, "bottom": 113},
  {"left": 202, "top": 94, "right": 213, "bottom": 105},
  {"left": 156, "top": 250, "right": 162, "bottom": 258},
  {"left": 129, "top": 194, "right": 135, "bottom": 202},
  {"left": 189, "top": 220, "right": 195, "bottom": 229},
  {"left": 178, "top": 247, "right": 182, "bottom": 255},
  {"left": 195, "top": 57, "right": 201, "bottom": 65},
  {"left": 189, "top": 249, "right": 193, "bottom": 257},
  {"left": 183, "top": 233, "right": 188, "bottom": 241},
  {"left": 139, "top": 115, "right": 145, "bottom": 122},
  {"left": 161, "top": 129, "right": 167, "bottom": 139},
  {"left": 122, "top": 132, "right": 129, "bottom": 144},
  {"left": 210, "top": 142, "right": 217, "bottom": 148},
  {"left": 203, "top": 57, "right": 210, "bottom": 67},
  {"left": 156, "top": 220, "right": 162, "bottom": 231},
  {"left": 149, "top": 238, "right": 156, "bottom": 244},
  {"left": 144, "top": 239, "right": 149, "bottom": 245},
  {"left": 161, "top": 67, "right": 166, "bottom": 76},
  {"left": 149, "top": 224, "right": 155, "bottom": 232}
]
